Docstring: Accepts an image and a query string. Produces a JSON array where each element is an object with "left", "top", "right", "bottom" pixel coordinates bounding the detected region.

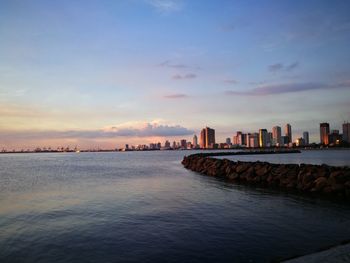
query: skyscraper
[
  {"left": 193, "top": 135, "right": 198, "bottom": 148},
  {"left": 272, "top": 126, "right": 282, "bottom": 146},
  {"left": 259, "top": 129, "right": 268, "bottom": 148},
  {"left": 343, "top": 122, "right": 350, "bottom": 142},
  {"left": 285, "top": 124, "right": 292, "bottom": 143},
  {"left": 249, "top": 133, "right": 259, "bottom": 148},
  {"left": 200, "top": 129, "right": 206, "bottom": 149},
  {"left": 200, "top": 127, "right": 216, "bottom": 149},
  {"left": 303, "top": 131, "right": 309, "bottom": 145},
  {"left": 205, "top": 127, "right": 215, "bottom": 148},
  {"left": 320, "top": 123, "right": 330, "bottom": 145}
]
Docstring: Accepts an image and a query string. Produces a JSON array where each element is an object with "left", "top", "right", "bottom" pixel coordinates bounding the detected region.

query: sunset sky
[{"left": 1, "top": 0, "right": 350, "bottom": 150}]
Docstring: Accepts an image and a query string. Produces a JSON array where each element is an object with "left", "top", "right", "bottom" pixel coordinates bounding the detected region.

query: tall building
[
  {"left": 272, "top": 126, "right": 282, "bottom": 146},
  {"left": 320, "top": 123, "right": 330, "bottom": 145},
  {"left": 267, "top": 132, "right": 273, "bottom": 147},
  {"left": 180, "top": 139, "right": 187, "bottom": 149},
  {"left": 193, "top": 135, "right": 198, "bottom": 148},
  {"left": 233, "top": 131, "right": 247, "bottom": 146},
  {"left": 303, "top": 131, "right": 309, "bottom": 145},
  {"left": 200, "top": 129, "right": 206, "bottom": 149},
  {"left": 244, "top": 133, "right": 251, "bottom": 148},
  {"left": 205, "top": 127, "right": 215, "bottom": 148},
  {"left": 296, "top": 137, "right": 305, "bottom": 147},
  {"left": 343, "top": 122, "right": 350, "bottom": 142},
  {"left": 285, "top": 124, "right": 292, "bottom": 143},
  {"left": 259, "top": 129, "right": 268, "bottom": 148},
  {"left": 225, "top": 137, "right": 231, "bottom": 145},
  {"left": 249, "top": 133, "right": 259, "bottom": 148},
  {"left": 200, "top": 127, "right": 216, "bottom": 149},
  {"left": 329, "top": 130, "right": 342, "bottom": 145}
]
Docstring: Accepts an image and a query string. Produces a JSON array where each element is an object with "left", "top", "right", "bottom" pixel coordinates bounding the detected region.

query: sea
[{"left": 1, "top": 149, "right": 350, "bottom": 262}]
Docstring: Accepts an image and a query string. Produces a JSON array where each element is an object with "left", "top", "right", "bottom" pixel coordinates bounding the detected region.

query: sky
[{"left": 1, "top": 0, "right": 350, "bottom": 150}]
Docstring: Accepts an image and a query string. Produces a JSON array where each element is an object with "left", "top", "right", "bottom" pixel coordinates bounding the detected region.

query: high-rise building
[
  {"left": 245, "top": 133, "right": 251, "bottom": 148},
  {"left": 236, "top": 131, "right": 243, "bottom": 145},
  {"left": 303, "top": 131, "right": 309, "bottom": 145},
  {"left": 267, "top": 132, "right": 273, "bottom": 147},
  {"left": 296, "top": 137, "right": 305, "bottom": 147},
  {"left": 259, "top": 129, "right": 268, "bottom": 148},
  {"left": 193, "top": 135, "right": 198, "bottom": 148},
  {"left": 249, "top": 133, "right": 259, "bottom": 148},
  {"left": 343, "top": 122, "right": 350, "bottom": 142},
  {"left": 225, "top": 138, "right": 231, "bottom": 145},
  {"left": 285, "top": 124, "right": 292, "bottom": 143},
  {"left": 320, "top": 123, "right": 330, "bottom": 145},
  {"left": 233, "top": 131, "right": 247, "bottom": 146},
  {"left": 272, "top": 126, "right": 282, "bottom": 146},
  {"left": 329, "top": 130, "right": 342, "bottom": 145},
  {"left": 205, "top": 127, "right": 215, "bottom": 148},
  {"left": 281, "top": 136, "right": 288, "bottom": 145},
  {"left": 200, "top": 129, "right": 206, "bottom": 149},
  {"left": 180, "top": 139, "right": 187, "bottom": 149},
  {"left": 200, "top": 127, "right": 216, "bottom": 149}
]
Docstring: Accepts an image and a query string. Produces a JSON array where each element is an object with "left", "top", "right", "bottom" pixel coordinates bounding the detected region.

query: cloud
[
  {"left": 163, "top": 93, "right": 188, "bottom": 99},
  {"left": 268, "top": 62, "right": 299, "bottom": 72},
  {"left": 286, "top": 62, "right": 299, "bottom": 71},
  {"left": 223, "top": 79, "right": 238, "bottom": 84},
  {"left": 225, "top": 81, "right": 349, "bottom": 96},
  {"left": 172, "top": 73, "right": 196, "bottom": 80},
  {"left": 1, "top": 122, "right": 194, "bottom": 140},
  {"left": 159, "top": 60, "right": 187, "bottom": 68},
  {"left": 146, "top": 0, "right": 181, "bottom": 13},
  {"left": 268, "top": 63, "right": 284, "bottom": 72}
]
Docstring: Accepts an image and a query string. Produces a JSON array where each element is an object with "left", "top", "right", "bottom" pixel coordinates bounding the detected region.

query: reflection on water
[{"left": 0, "top": 150, "right": 350, "bottom": 263}]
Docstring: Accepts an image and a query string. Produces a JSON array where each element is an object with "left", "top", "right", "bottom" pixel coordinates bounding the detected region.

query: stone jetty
[{"left": 182, "top": 151, "right": 350, "bottom": 199}]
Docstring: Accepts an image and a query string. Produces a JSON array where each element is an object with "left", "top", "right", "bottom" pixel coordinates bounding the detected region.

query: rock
[
  {"left": 313, "top": 177, "right": 328, "bottom": 191},
  {"left": 181, "top": 154, "right": 350, "bottom": 200}
]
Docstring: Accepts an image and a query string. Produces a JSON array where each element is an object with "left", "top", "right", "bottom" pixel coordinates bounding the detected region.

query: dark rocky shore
[{"left": 182, "top": 151, "right": 350, "bottom": 199}]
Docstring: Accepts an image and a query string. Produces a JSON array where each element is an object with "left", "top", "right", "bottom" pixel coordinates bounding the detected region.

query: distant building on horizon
[
  {"left": 164, "top": 140, "right": 171, "bottom": 148},
  {"left": 296, "top": 137, "right": 305, "bottom": 147},
  {"left": 303, "top": 131, "right": 309, "bottom": 145},
  {"left": 249, "top": 133, "right": 259, "bottom": 148},
  {"left": 320, "top": 122, "right": 330, "bottom": 145},
  {"left": 329, "top": 130, "right": 342, "bottom": 145},
  {"left": 343, "top": 122, "right": 350, "bottom": 143},
  {"left": 259, "top": 129, "right": 268, "bottom": 148},
  {"left": 272, "top": 126, "right": 282, "bottom": 146},
  {"left": 193, "top": 135, "right": 198, "bottom": 148},
  {"left": 180, "top": 139, "right": 187, "bottom": 149},
  {"left": 285, "top": 124, "right": 292, "bottom": 144},
  {"left": 200, "top": 127, "right": 215, "bottom": 149}
]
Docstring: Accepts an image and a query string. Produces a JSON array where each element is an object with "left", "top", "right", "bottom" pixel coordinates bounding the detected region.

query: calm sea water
[{"left": 0, "top": 150, "right": 350, "bottom": 263}]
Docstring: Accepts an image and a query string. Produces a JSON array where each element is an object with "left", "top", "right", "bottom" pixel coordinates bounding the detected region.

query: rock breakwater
[{"left": 182, "top": 152, "right": 350, "bottom": 199}]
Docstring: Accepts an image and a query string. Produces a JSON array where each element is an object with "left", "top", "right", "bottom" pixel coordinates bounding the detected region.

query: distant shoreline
[{"left": 1, "top": 147, "right": 350, "bottom": 154}]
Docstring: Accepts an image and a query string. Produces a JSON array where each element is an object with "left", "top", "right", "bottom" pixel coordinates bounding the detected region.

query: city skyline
[
  {"left": 1, "top": 0, "right": 350, "bottom": 150},
  {"left": 3, "top": 121, "right": 349, "bottom": 152}
]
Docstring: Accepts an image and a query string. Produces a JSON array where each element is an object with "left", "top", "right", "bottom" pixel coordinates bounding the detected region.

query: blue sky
[{"left": 1, "top": 0, "right": 350, "bottom": 149}]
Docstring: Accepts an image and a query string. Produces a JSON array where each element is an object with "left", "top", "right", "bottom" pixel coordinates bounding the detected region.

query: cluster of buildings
[
  {"left": 320, "top": 122, "right": 350, "bottom": 146},
  {"left": 195, "top": 124, "right": 307, "bottom": 149},
  {"left": 123, "top": 122, "right": 350, "bottom": 151}
]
